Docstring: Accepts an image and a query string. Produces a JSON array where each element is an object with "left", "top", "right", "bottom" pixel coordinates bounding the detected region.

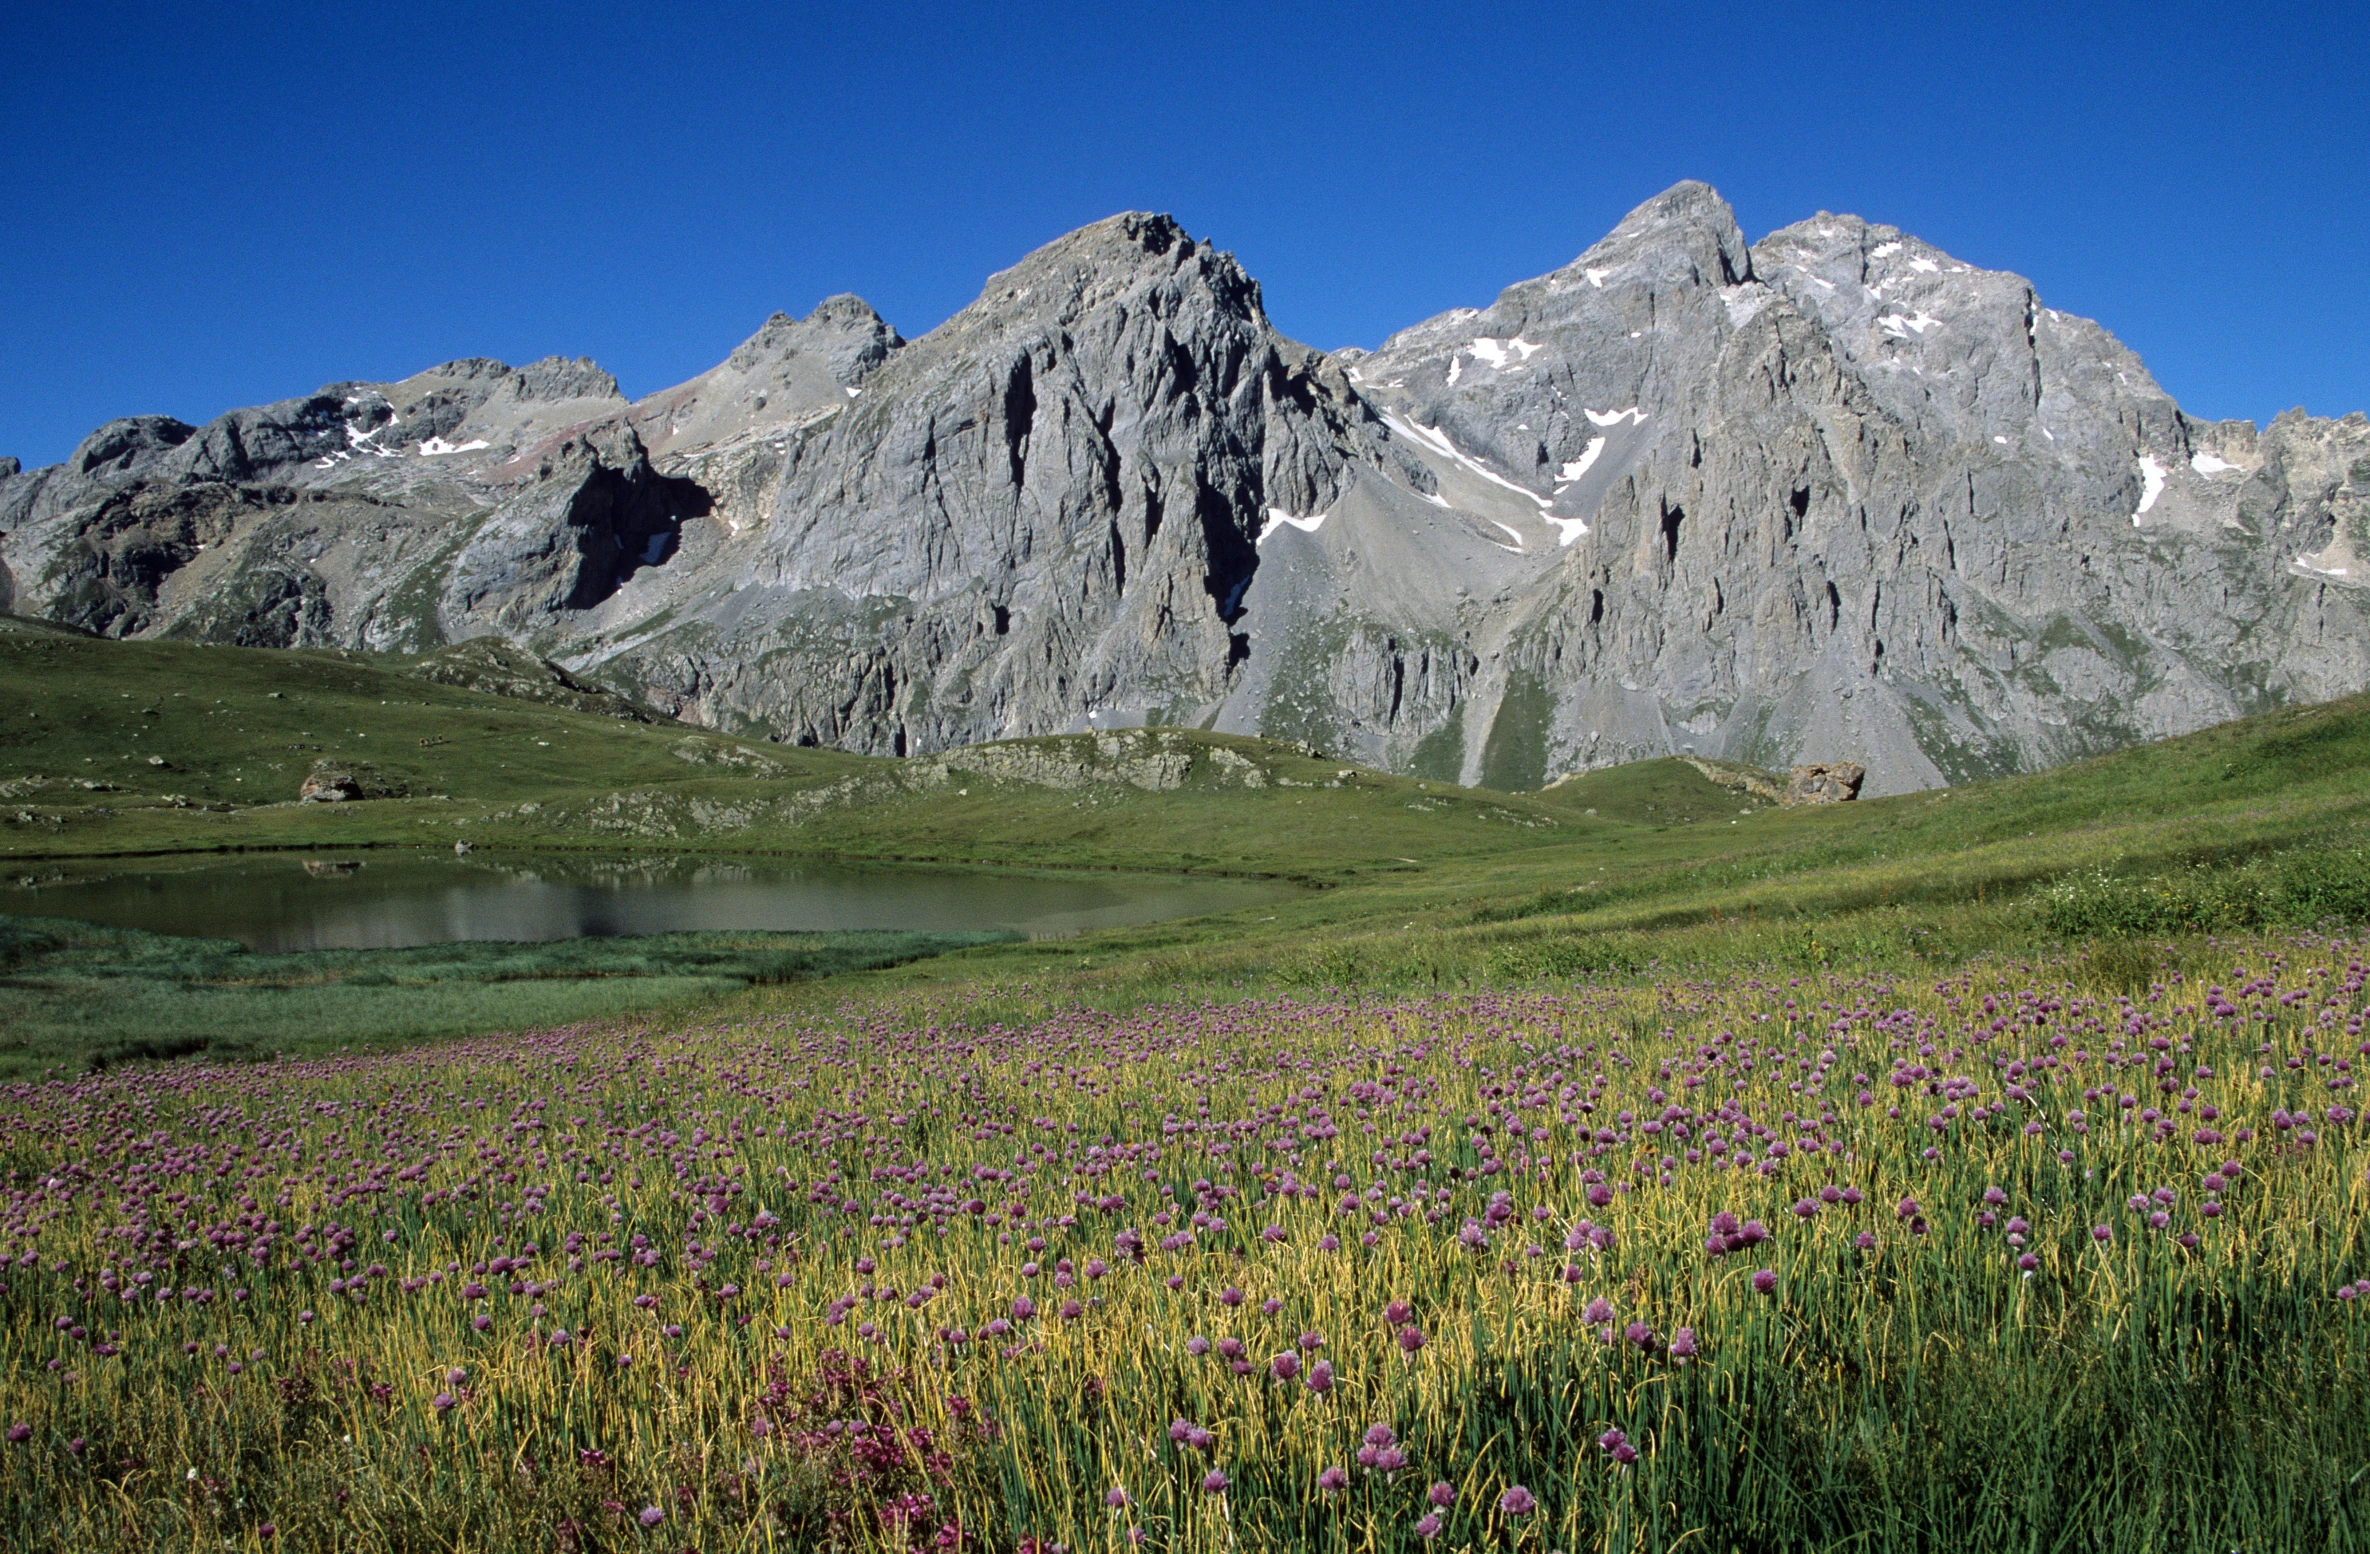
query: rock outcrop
[
  {"left": 1785, "top": 763, "right": 1866, "bottom": 805},
  {"left": 6, "top": 187, "right": 2368, "bottom": 793}
]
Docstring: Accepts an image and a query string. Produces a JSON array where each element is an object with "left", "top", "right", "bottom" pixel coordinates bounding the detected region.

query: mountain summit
[{"left": 6, "top": 184, "right": 2366, "bottom": 793}]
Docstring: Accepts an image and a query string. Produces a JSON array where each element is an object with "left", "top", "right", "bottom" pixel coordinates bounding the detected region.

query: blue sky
[{"left": 3, "top": 1, "right": 2364, "bottom": 467}]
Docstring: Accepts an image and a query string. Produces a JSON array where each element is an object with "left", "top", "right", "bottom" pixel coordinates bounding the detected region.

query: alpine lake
[{"left": 0, "top": 851, "right": 1298, "bottom": 952}]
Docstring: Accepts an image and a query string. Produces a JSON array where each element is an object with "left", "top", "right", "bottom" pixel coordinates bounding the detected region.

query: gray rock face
[
  {"left": 584, "top": 213, "right": 1409, "bottom": 752},
  {"left": 1304, "top": 185, "right": 2370, "bottom": 791},
  {"left": 1786, "top": 763, "right": 1866, "bottom": 805},
  {"left": 6, "top": 186, "right": 2368, "bottom": 792}
]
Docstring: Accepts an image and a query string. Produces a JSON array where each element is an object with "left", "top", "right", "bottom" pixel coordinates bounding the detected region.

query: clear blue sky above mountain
[{"left": 3, "top": 1, "right": 2363, "bottom": 467}]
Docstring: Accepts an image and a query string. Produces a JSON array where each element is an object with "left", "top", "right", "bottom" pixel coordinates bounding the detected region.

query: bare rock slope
[{"left": 6, "top": 186, "right": 2367, "bottom": 793}]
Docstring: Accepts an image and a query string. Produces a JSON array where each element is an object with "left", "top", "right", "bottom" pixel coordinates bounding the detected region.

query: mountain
[{"left": 5, "top": 184, "right": 2367, "bottom": 794}]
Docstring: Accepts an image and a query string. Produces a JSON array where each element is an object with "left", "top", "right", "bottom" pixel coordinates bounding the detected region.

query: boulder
[
  {"left": 1785, "top": 762, "right": 1866, "bottom": 805},
  {"left": 298, "top": 770, "right": 362, "bottom": 803}
]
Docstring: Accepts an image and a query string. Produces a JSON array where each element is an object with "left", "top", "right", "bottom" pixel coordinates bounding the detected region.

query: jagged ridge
[{"left": 5, "top": 184, "right": 2367, "bottom": 793}]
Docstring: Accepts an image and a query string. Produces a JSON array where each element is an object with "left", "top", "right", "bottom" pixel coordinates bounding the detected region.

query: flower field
[{"left": 2, "top": 940, "right": 2366, "bottom": 1552}]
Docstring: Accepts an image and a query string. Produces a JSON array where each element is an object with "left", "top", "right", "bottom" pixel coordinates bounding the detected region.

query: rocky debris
[
  {"left": 1785, "top": 762, "right": 1866, "bottom": 805},
  {"left": 298, "top": 771, "right": 360, "bottom": 803},
  {"left": 399, "top": 638, "right": 653, "bottom": 721},
  {"left": 1678, "top": 757, "right": 1786, "bottom": 805},
  {"left": 298, "top": 760, "right": 403, "bottom": 803},
  {"left": 7, "top": 189, "right": 2370, "bottom": 793},
  {"left": 954, "top": 731, "right": 1195, "bottom": 792},
  {"left": 667, "top": 736, "right": 784, "bottom": 773}
]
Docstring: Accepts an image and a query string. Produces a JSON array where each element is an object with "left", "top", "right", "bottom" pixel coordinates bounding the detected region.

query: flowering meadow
[{"left": 1, "top": 939, "right": 2366, "bottom": 1552}]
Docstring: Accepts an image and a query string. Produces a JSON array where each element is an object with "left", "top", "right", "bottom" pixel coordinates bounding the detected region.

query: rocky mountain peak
[
  {"left": 70, "top": 415, "right": 198, "bottom": 478},
  {"left": 504, "top": 356, "right": 625, "bottom": 404},
  {"left": 952, "top": 212, "right": 1263, "bottom": 344},
  {"left": 7, "top": 189, "right": 2369, "bottom": 795},
  {"left": 1560, "top": 180, "right": 1753, "bottom": 290}
]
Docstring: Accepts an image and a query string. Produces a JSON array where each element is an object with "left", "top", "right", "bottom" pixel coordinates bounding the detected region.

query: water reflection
[{"left": 3, "top": 853, "right": 1293, "bottom": 952}]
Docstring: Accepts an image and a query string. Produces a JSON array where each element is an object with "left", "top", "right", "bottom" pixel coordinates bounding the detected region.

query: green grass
[
  {"left": 0, "top": 618, "right": 1583, "bottom": 880},
  {"left": 5, "top": 625, "right": 2370, "bottom": 1549},
  {"left": 1, "top": 937, "right": 2363, "bottom": 1551},
  {"left": 13, "top": 617, "right": 2370, "bottom": 1066},
  {"left": 0, "top": 915, "right": 1015, "bottom": 1075}
]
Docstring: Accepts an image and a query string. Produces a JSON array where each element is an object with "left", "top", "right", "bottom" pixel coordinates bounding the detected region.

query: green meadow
[{"left": 1, "top": 619, "right": 2368, "bottom": 1550}]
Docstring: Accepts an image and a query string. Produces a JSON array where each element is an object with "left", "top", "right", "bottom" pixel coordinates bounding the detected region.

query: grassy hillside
[
  {"left": 9, "top": 616, "right": 2370, "bottom": 1068},
  {"left": 0, "top": 618, "right": 1584, "bottom": 879},
  {"left": 5, "top": 627, "right": 2369, "bottom": 1548}
]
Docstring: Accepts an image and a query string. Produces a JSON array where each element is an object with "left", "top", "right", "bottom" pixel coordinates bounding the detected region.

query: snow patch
[
  {"left": 2191, "top": 452, "right": 2243, "bottom": 475},
  {"left": 2134, "top": 455, "right": 2167, "bottom": 520},
  {"left": 1584, "top": 406, "right": 1646, "bottom": 427},
  {"left": 1869, "top": 241, "right": 1902, "bottom": 259},
  {"left": 1908, "top": 256, "right": 1939, "bottom": 273},
  {"left": 1468, "top": 336, "right": 1545, "bottom": 370},
  {"left": 1878, "top": 312, "right": 1942, "bottom": 337},
  {"left": 1446, "top": 355, "right": 1464, "bottom": 386},
  {"left": 1380, "top": 413, "right": 1551, "bottom": 509},
  {"left": 845, "top": 386, "right": 861, "bottom": 398},
  {"left": 1258, "top": 507, "right": 1329, "bottom": 544},
  {"left": 641, "top": 532, "right": 670, "bottom": 565},
  {"left": 1992, "top": 435, "right": 2009, "bottom": 445},
  {"left": 417, "top": 436, "right": 491, "bottom": 457},
  {"left": 1584, "top": 267, "right": 1612, "bottom": 288},
  {"left": 1487, "top": 519, "right": 1527, "bottom": 550},
  {"left": 1556, "top": 436, "right": 1608, "bottom": 486},
  {"left": 1808, "top": 276, "right": 1836, "bottom": 292},
  {"left": 1545, "top": 514, "right": 1590, "bottom": 547}
]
